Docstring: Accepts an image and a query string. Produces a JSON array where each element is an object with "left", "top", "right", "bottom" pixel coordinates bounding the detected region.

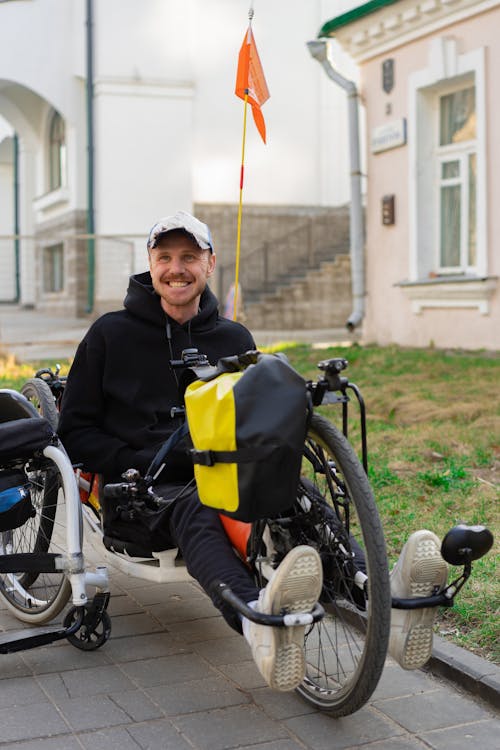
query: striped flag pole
[
  {"left": 233, "top": 92, "right": 249, "bottom": 321},
  {"left": 233, "top": 5, "right": 269, "bottom": 321}
]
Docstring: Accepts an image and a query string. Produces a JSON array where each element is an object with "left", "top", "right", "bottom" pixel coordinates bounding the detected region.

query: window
[
  {"left": 408, "top": 41, "right": 487, "bottom": 287},
  {"left": 48, "top": 111, "right": 66, "bottom": 191},
  {"left": 437, "top": 86, "right": 477, "bottom": 274},
  {"left": 43, "top": 244, "right": 64, "bottom": 293},
  {"left": 403, "top": 40, "right": 493, "bottom": 315}
]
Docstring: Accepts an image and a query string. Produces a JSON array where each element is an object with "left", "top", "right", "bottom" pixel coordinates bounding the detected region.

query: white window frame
[
  {"left": 42, "top": 242, "right": 64, "bottom": 294},
  {"left": 408, "top": 39, "right": 487, "bottom": 282},
  {"left": 48, "top": 110, "right": 67, "bottom": 192},
  {"left": 435, "top": 80, "right": 477, "bottom": 275}
]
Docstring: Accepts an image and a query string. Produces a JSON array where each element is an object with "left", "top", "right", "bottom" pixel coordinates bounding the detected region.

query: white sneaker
[
  {"left": 389, "top": 530, "right": 448, "bottom": 670},
  {"left": 247, "top": 545, "right": 322, "bottom": 691}
]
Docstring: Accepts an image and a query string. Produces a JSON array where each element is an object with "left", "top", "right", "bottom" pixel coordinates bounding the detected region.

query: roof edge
[{"left": 318, "top": 0, "right": 401, "bottom": 37}]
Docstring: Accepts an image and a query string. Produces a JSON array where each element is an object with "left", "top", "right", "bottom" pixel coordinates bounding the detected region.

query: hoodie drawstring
[{"left": 165, "top": 318, "right": 179, "bottom": 387}]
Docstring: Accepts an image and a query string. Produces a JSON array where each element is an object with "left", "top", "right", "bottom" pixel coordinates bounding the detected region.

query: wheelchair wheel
[
  {"left": 0, "top": 453, "right": 71, "bottom": 624},
  {"left": 253, "top": 413, "right": 391, "bottom": 717},
  {"left": 21, "top": 379, "right": 59, "bottom": 431}
]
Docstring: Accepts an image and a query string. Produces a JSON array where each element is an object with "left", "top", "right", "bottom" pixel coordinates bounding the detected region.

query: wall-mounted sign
[
  {"left": 382, "top": 59, "right": 394, "bottom": 93},
  {"left": 371, "top": 118, "right": 407, "bottom": 154}
]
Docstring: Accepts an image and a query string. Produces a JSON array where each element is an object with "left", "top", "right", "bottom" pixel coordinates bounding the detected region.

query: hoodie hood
[{"left": 123, "top": 271, "right": 220, "bottom": 331}]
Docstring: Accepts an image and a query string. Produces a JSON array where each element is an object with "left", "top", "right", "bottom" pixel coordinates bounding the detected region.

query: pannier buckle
[{"left": 190, "top": 449, "right": 215, "bottom": 466}]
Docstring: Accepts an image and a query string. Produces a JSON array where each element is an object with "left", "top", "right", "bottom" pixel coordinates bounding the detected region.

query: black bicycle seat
[{"left": 441, "top": 524, "right": 494, "bottom": 566}]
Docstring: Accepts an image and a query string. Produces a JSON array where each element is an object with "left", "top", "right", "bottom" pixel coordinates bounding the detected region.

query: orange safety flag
[{"left": 235, "top": 26, "right": 270, "bottom": 143}]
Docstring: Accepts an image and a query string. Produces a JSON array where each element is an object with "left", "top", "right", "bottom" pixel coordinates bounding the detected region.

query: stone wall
[
  {"left": 195, "top": 202, "right": 351, "bottom": 301},
  {"left": 195, "top": 202, "right": 353, "bottom": 329},
  {"left": 195, "top": 203, "right": 347, "bottom": 258},
  {"left": 35, "top": 210, "right": 89, "bottom": 316}
]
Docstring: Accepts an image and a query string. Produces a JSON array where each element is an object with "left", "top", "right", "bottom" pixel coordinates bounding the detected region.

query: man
[{"left": 59, "top": 210, "right": 447, "bottom": 689}]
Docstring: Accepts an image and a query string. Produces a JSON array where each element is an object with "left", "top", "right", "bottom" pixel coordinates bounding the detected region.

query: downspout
[
  {"left": 13, "top": 133, "right": 20, "bottom": 303},
  {"left": 85, "top": 0, "right": 95, "bottom": 313},
  {"left": 307, "top": 40, "right": 365, "bottom": 330}
]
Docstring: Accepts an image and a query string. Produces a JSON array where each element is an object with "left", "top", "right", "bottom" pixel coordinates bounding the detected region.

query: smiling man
[{"left": 58, "top": 210, "right": 325, "bottom": 693}]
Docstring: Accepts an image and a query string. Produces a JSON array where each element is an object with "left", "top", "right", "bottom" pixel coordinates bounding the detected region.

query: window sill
[
  {"left": 396, "top": 276, "right": 498, "bottom": 315},
  {"left": 34, "top": 187, "right": 70, "bottom": 214}
]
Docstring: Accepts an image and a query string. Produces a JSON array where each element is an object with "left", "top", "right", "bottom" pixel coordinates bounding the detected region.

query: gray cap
[{"left": 147, "top": 210, "right": 213, "bottom": 253}]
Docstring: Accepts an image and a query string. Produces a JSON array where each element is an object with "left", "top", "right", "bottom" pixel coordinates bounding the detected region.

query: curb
[{"left": 427, "top": 635, "right": 500, "bottom": 710}]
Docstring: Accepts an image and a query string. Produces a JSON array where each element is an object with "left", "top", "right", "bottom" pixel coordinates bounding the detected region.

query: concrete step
[
  {"left": 244, "top": 246, "right": 349, "bottom": 305},
  {"left": 244, "top": 254, "right": 352, "bottom": 330}
]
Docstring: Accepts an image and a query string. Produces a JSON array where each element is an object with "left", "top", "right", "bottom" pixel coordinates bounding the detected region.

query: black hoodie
[{"left": 58, "top": 272, "right": 255, "bottom": 483}]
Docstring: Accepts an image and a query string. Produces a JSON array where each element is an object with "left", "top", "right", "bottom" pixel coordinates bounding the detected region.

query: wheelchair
[{"left": 0, "top": 389, "right": 111, "bottom": 652}]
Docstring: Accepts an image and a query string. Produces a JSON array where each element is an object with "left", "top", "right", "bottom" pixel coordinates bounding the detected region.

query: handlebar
[
  {"left": 170, "top": 348, "right": 211, "bottom": 369},
  {"left": 35, "top": 364, "right": 63, "bottom": 381},
  {"left": 103, "top": 469, "right": 153, "bottom": 502},
  {"left": 212, "top": 581, "right": 325, "bottom": 627},
  {"left": 102, "top": 482, "right": 134, "bottom": 500}
]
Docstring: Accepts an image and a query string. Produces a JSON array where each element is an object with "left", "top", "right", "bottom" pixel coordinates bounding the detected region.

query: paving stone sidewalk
[{"left": 0, "top": 533, "right": 498, "bottom": 750}]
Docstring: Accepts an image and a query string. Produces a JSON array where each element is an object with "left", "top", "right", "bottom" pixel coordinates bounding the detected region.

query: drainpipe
[
  {"left": 13, "top": 133, "right": 20, "bottom": 302},
  {"left": 307, "top": 40, "right": 365, "bottom": 331},
  {"left": 86, "top": 0, "right": 95, "bottom": 313}
]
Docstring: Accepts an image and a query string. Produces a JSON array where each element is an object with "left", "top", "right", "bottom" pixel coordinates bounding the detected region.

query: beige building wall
[{"left": 331, "top": 0, "right": 500, "bottom": 350}]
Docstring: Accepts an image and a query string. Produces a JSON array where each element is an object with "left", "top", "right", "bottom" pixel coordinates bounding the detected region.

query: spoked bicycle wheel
[
  {"left": 0, "top": 454, "right": 71, "bottom": 624},
  {"left": 253, "top": 413, "right": 391, "bottom": 717}
]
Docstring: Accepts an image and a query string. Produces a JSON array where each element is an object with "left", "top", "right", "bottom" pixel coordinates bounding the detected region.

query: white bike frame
[
  {"left": 42, "top": 443, "right": 110, "bottom": 604},
  {"left": 81, "top": 501, "right": 192, "bottom": 584}
]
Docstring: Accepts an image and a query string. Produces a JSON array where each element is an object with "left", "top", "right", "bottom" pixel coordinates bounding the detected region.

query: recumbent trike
[{"left": 0, "top": 350, "right": 493, "bottom": 718}]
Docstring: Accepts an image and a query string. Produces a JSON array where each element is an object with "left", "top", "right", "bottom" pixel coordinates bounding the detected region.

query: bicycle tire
[
  {"left": 0, "top": 453, "right": 71, "bottom": 623},
  {"left": 252, "top": 413, "right": 391, "bottom": 717},
  {"left": 21, "top": 379, "right": 59, "bottom": 431}
]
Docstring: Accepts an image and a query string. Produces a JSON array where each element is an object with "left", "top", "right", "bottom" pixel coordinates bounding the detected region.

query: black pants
[
  {"left": 159, "top": 479, "right": 367, "bottom": 632},
  {"left": 161, "top": 483, "right": 259, "bottom": 633}
]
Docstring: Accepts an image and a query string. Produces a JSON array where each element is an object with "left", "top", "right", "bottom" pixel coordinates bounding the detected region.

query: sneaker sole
[
  {"left": 263, "top": 546, "right": 322, "bottom": 690},
  {"left": 398, "top": 618, "right": 435, "bottom": 669},
  {"left": 408, "top": 540, "right": 447, "bottom": 597},
  {"left": 391, "top": 535, "right": 448, "bottom": 670},
  {"left": 264, "top": 545, "right": 323, "bottom": 615},
  {"left": 267, "top": 641, "right": 305, "bottom": 691}
]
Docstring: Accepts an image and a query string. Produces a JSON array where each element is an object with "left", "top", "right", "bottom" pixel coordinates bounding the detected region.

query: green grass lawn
[
  {"left": 281, "top": 342, "right": 499, "bottom": 663},
  {"left": 1, "top": 344, "right": 499, "bottom": 662}
]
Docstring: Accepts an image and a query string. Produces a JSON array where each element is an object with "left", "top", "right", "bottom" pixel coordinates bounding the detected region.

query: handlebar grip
[{"left": 102, "top": 482, "right": 130, "bottom": 499}]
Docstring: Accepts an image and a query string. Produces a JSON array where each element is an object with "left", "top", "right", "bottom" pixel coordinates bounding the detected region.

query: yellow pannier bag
[{"left": 184, "top": 353, "right": 309, "bottom": 522}]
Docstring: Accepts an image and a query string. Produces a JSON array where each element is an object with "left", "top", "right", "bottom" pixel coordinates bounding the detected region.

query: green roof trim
[{"left": 319, "top": 0, "right": 401, "bottom": 37}]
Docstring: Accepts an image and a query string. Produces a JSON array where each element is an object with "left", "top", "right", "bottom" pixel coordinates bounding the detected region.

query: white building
[{"left": 0, "top": 0, "right": 359, "bottom": 317}]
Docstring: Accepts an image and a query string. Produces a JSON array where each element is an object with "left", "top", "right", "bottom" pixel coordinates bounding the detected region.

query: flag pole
[
  {"left": 233, "top": 91, "right": 249, "bottom": 321},
  {"left": 233, "top": 4, "right": 254, "bottom": 322}
]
